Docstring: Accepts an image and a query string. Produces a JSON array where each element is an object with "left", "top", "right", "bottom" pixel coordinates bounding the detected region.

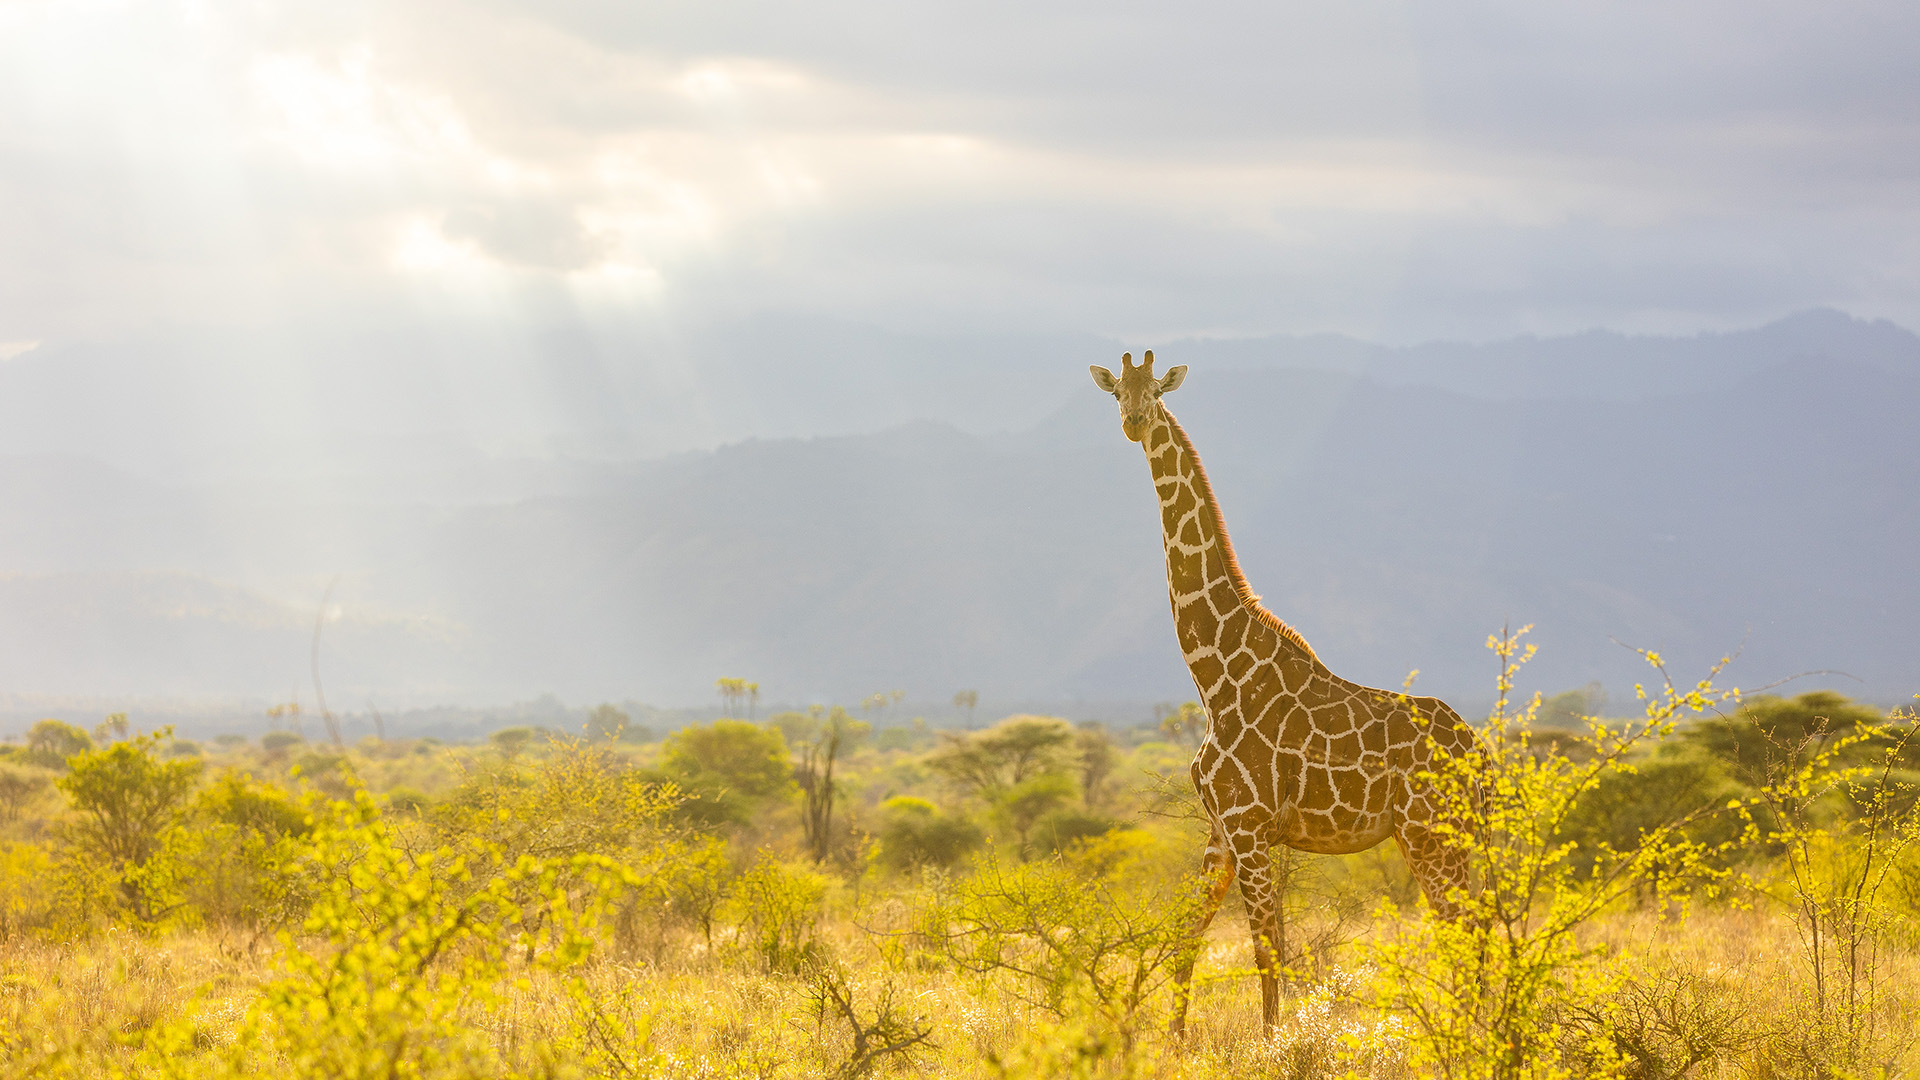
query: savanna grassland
[{"left": 0, "top": 648, "right": 1916, "bottom": 1080}]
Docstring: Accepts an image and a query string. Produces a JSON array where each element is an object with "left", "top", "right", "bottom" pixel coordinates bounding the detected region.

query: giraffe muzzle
[{"left": 1122, "top": 414, "right": 1150, "bottom": 442}]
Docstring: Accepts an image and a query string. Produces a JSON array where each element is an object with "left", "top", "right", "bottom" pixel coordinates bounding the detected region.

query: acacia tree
[
  {"left": 777, "top": 707, "right": 870, "bottom": 863},
  {"left": 929, "top": 715, "right": 1078, "bottom": 857},
  {"left": 24, "top": 719, "right": 92, "bottom": 770},
  {"left": 928, "top": 715, "right": 1075, "bottom": 799},
  {"left": 1075, "top": 723, "right": 1117, "bottom": 809}
]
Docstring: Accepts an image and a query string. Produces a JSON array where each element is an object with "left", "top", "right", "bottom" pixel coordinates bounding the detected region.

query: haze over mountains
[{"left": 0, "top": 309, "right": 1914, "bottom": 728}]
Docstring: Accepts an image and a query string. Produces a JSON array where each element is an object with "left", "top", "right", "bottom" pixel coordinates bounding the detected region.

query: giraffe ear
[
  {"left": 1089, "top": 365, "right": 1118, "bottom": 393},
  {"left": 1156, "top": 365, "right": 1187, "bottom": 394}
]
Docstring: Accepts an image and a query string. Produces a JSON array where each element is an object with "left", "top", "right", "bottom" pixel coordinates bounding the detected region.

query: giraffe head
[{"left": 1089, "top": 350, "right": 1187, "bottom": 443}]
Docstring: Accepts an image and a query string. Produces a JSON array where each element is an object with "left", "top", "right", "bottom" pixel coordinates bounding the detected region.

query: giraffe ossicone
[{"left": 1090, "top": 350, "right": 1478, "bottom": 1034}]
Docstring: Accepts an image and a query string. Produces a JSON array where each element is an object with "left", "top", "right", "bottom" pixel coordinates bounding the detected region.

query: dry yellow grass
[{"left": 2, "top": 903, "right": 1911, "bottom": 1079}]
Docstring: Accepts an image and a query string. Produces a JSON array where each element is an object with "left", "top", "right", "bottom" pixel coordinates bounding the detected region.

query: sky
[
  {"left": 0, "top": 0, "right": 1917, "bottom": 711},
  {"left": 3, "top": 0, "right": 1917, "bottom": 416}
]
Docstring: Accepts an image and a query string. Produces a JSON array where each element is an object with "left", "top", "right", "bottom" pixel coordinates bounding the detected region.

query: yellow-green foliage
[
  {"left": 0, "top": 663, "right": 1915, "bottom": 1079},
  {"left": 1365, "top": 630, "right": 1746, "bottom": 1080},
  {"left": 0, "top": 842, "right": 53, "bottom": 941},
  {"left": 659, "top": 720, "right": 795, "bottom": 826}
]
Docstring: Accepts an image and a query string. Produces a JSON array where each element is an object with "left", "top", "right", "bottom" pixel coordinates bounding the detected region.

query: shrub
[
  {"left": 924, "top": 838, "right": 1205, "bottom": 1052},
  {"left": 433, "top": 736, "right": 680, "bottom": 867},
  {"left": 1686, "top": 692, "right": 1895, "bottom": 783},
  {"left": 731, "top": 855, "right": 829, "bottom": 973},
  {"left": 0, "top": 842, "right": 55, "bottom": 940},
  {"left": 489, "top": 726, "right": 535, "bottom": 756},
  {"left": 1557, "top": 745, "right": 1743, "bottom": 890},
  {"left": 56, "top": 727, "right": 203, "bottom": 922},
  {"left": 1365, "top": 629, "right": 1741, "bottom": 1080},
  {"left": 1032, "top": 808, "right": 1122, "bottom": 855},
  {"left": 1729, "top": 706, "right": 1920, "bottom": 1072},
  {"left": 876, "top": 797, "right": 983, "bottom": 873},
  {"left": 779, "top": 706, "right": 871, "bottom": 863},
  {"left": 260, "top": 731, "right": 304, "bottom": 754},
  {"left": 142, "top": 788, "right": 634, "bottom": 1079},
  {"left": 586, "top": 703, "right": 630, "bottom": 742},
  {"left": 383, "top": 786, "right": 431, "bottom": 814},
  {"left": 0, "top": 764, "right": 53, "bottom": 823},
  {"left": 176, "top": 771, "right": 314, "bottom": 930},
  {"left": 660, "top": 719, "right": 795, "bottom": 827}
]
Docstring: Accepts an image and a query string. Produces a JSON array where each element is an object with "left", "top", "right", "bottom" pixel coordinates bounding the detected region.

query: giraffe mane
[{"left": 1162, "top": 410, "right": 1320, "bottom": 663}]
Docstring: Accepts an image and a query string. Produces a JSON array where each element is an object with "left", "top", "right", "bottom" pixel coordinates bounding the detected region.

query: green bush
[
  {"left": 56, "top": 727, "right": 203, "bottom": 922},
  {"left": 1685, "top": 692, "right": 1898, "bottom": 783},
  {"left": 877, "top": 797, "right": 984, "bottom": 872},
  {"left": 0, "top": 763, "right": 54, "bottom": 823},
  {"left": 659, "top": 719, "right": 795, "bottom": 826},
  {"left": 0, "top": 842, "right": 55, "bottom": 940},
  {"left": 143, "top": 788, "right": 634, "bottom": 1079},
  {"left": 1031, "top": 808, "right": 1122, "bottom": 855},
  {"left": 924, "top": 836, "right": 1205, "bottom": 1052},
  {"left": 1557, "top": 745, "right": 1743, "bottom": 889},
  {"left": 24, "top": 719, "right": 92, "bottom": 770},
  {"left": 731, "top": 855, "right": 829, "bottom": 973},
  {"left": 260, "top": 730, "right": 305, "bottom": 754}
]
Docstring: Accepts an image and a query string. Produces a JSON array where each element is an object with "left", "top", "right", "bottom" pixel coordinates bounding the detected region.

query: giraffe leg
[
  {"left": 1395, "top": 823, "right": 1470, "bottom": 921},
  {"left": 1170, "top": 825, "right": 1235, "bottom": 1038},
  {"left": 1228, "top": 838, "right": 1282, "bottom": 1031}
]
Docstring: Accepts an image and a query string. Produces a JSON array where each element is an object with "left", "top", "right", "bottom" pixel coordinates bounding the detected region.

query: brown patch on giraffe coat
[
  {"left": 1240, "top": 666, "right": 1278, "bottom": 719},
  {"left": 1360, "top": 722, "right": 1387, "bottom": 754},
  {"left": 1302, "top": 767, "right": 1334, "bottom": 809},
  {"left": 1191, "top": 653, "right": 1225, "bottom": 691},
  {"left": 1329, "top": 731, "right": 1362, "bottom": 764},
  {"left": 1277, "top": 705, "right": 1311, "bottom": 746},
  {"left": 1363, "top": 776, "right": 1390, "bottom": 815},
  {"left": 1331, "top": 767, "right": 1365, "bottom": 808},
  {"left": 1247, "top": 625, "right": 1277, "bottom": 661},
  {"left": 1168, "top": 548, "right": 1203, "bottom": 595},
  {"left": 1216, "top": 608, "right": 1248, "bottom": 655},
  {"left": 1208, "top": 579, "right": 1239, "bottom": 614},
  {"left": 1224, "top": 649, "right": 1255, "bottom": 681},
  {"left": 1159, "top": 499, "right": 1190, "bottom": 534},
  {"left": 1297, "top": 676, "right": 1332, "bottom": 710},
  {"left": 1178, "top": 600, "right": 1217, "bottom": 653}
]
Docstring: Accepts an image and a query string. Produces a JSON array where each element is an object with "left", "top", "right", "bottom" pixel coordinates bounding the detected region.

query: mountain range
[{"left": 0, "top": 309, "right": 1913, "bottom": 729}]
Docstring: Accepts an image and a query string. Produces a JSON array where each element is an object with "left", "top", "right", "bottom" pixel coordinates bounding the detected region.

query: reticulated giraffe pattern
[{"left": 1090, "top": 351, "right": 1478, "bottom": 1033}]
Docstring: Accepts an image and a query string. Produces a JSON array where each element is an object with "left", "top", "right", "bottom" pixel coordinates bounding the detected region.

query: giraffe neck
[{"left": 1143, "top": 407, "right": 1319, "bottom": 709}]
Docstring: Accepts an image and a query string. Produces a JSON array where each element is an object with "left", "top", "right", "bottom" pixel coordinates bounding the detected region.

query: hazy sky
[{"left": 2, "top": 0, "right": 1917, "bottom": 457}]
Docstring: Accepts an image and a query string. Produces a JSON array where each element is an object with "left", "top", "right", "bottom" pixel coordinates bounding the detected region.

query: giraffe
[{"left": 1089, "top": 350, "right": 1478, "bottom": 1034}]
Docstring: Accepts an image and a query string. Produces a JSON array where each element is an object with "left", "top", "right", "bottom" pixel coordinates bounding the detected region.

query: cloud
[{"left": 0, "top": 0, "right": 1915, "bottom": 356}]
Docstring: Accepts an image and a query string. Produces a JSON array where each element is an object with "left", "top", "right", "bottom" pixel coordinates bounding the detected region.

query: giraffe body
[{"left": 1090, "top": 352, "right": 1476, "bottom": 1033}]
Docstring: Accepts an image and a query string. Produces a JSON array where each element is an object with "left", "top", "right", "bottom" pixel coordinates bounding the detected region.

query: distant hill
[{"left": 0, "top": 310, "right": 1913, "bottom": 717}]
